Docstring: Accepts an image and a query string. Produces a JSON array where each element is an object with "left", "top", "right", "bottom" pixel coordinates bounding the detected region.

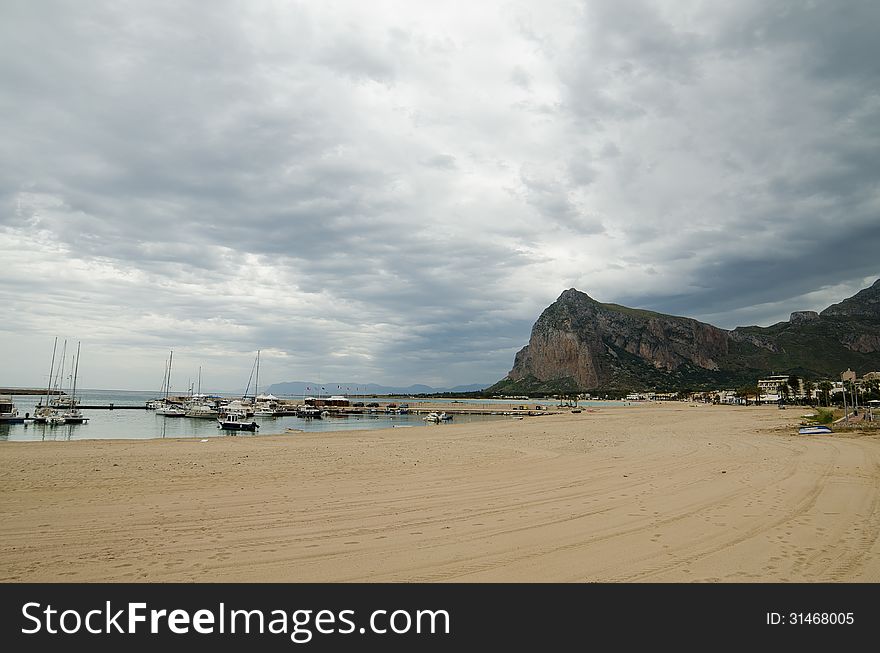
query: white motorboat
[
  {"left": 297, "top": 405, "right": 323, "bottom": 419},
  {"left": 156, "top": 404, "right": 186, "bottom": 417},
  {"left": 0, "top": 396, "right": 25, "bottom": 424},
  {"left": 184, "top": 402, "right": 220, "bottom": 419}
]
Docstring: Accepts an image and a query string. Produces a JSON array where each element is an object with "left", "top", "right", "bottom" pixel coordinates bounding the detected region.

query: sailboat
[
  {"left": 33, "top": 337, "right": 60, "bottom": 423},
  {"left": 185, "top": 367, "right": 220, "bottom": 419},
  {"left": 35, "top": 339, "right": 89, "bottom": 425},
  {"left": 252, "top": 351, "right": 278, "bottom": 418},
  {"left": 156, "top": 350, "right": 185, "bottom": 417},
  {"left": 58, "top": 341, "right": 88, "bottom": 424},
  {"left": 218, "top": 353, "right": 262, "bottom": 432},
  {"left": 146, "top": 358, "right": 169, "bottom": 409}
]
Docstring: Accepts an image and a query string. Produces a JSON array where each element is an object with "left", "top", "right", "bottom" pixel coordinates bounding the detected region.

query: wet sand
[{"left": 1, "top": 403, "right": 878, "bottom": 582}]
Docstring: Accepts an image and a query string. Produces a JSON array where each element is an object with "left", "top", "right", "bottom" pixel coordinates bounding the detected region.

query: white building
[{"left": 757, "top": 375, "right": 804, "bottom": 401}]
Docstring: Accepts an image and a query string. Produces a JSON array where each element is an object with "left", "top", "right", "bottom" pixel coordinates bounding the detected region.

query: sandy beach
[{"left": 1, "top": 402, "right": 878, "bottom": 582}]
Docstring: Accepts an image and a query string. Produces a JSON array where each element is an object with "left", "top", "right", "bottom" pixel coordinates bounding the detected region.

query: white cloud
[{"left": 1, "top": 0, "right": 877, "bottom": 389}]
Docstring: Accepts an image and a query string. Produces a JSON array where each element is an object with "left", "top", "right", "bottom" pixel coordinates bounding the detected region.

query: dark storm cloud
[
  {"left": 550, "top": 0, "right": 879, "bottom": 327},
  {"left": 1, "top": 1, "right": 877, "bottom": 389}
]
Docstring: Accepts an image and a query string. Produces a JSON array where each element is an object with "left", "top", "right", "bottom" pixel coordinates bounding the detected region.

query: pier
[
  {"left": 15, "top": 400, "right": 565, "bottom": 416},
  {"left": 77, "top": 405, "right": 150, "bottom": 410}
]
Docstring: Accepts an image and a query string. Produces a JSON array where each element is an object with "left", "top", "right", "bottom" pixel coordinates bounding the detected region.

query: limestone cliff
[
  {"left": 491, "top": 279, "right": 880, "bottom": 393},
  {"left": 505, "top": 288, "right": 729, "bottom": 391}
]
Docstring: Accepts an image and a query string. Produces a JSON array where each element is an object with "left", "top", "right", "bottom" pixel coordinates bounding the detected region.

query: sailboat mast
[
  {"left": 44, "top": 337, "right": 58, "bottom": 407},
  {"left": 256, "top": 350, "right": 260, "bottom": 397},
  {"left": 161, "top": 358, "right": 169, "bottom": 397},
  {"left": 70, "top": 341, "right": 81, "bottom": 408},
  {"left": 198, "top": 366, "right": 201, "bottom": 396},
  {"left": 243, "top": 351, "right": 259, "bottom": 400},
  {"left": 166, "top": 350, "right": 174, "bottom": 400},
  {"left": 55, "top": 340, "right": 68, "bottom": 399}
]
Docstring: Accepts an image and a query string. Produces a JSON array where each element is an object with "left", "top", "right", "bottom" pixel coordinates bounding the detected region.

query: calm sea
[{"left": 2, "top": 389, "right": 592, "bottom": 442}]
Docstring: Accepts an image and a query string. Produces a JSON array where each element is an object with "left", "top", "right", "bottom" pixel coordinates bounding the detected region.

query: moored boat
[
  {"left": 297, "top": 405, "right": 323, "bottom": 419},
  {"left": 154, "top": 350, "right": 185, "bottom": 416},
  {"left": 0, "top": 396, "right": 26, "bottom": 424},
  {"left": 156, "top": 404, "right": 186, "bottom": 417},
  {"left": 184, "top": 402, "right": 220, "bottom": 419},
  {"left": 254, "top": 393, "right": 279, "bottom": 418},
  {"left": 34, "top": 339, "right": 89, "bottom": 426},
  {"left": 58, "top": 406, "right": 88, "bottom": 424},
  {"left": 218, "top": 409, "right": 259, "bottom": 432}
]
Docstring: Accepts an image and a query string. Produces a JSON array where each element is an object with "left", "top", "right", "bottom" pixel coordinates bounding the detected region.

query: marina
[
  {"left": 0, "top": 388, "right": 633, "bottom": 442},
  {"left": 0, "top": 390, "right": 537, "bottom": 441}
]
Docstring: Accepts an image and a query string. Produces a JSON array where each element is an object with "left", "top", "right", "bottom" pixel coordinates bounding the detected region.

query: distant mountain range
[
  {"left": 488, "top": 278, "right": 880, "bottom": 394},
  {"left": 266, "top": 381, "right": 489, "bottom": 396}
]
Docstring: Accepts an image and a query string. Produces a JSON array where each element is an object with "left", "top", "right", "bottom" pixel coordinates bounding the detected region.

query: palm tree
[
  {"left": 818, "top": 381, "right": 833, "bottom": 407},
  {"left": 777, "top": 382, "right": 791, "bottom": 402},
  {"left": 802, "top": 380, "right": 815, "bottom": 406},
  {"left": 787, "top": 374, "right": 801, "bottom": 404},
  {"left": 736, "top": 385, "right": 759, "bottom": 405}
]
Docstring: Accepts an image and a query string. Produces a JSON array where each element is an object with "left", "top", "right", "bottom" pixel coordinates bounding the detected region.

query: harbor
[
  {"left": 0, "top": 389, "right": 595, "bottom": 442},
  {"left": 1, "top": 343, "right": 634, "bottom": 440}
]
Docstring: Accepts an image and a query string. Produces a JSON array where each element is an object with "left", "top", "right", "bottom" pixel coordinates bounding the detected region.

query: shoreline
[
  {"left": 2, "top": 403, "right": 878, "bottom": 582},
  {"left": 0, "top": 399, "right": 571, "bottom": 443}
]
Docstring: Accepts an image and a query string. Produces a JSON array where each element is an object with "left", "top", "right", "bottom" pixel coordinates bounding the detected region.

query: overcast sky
[{"left": 2, "top": 0, "right": 878, "bottom": 392}]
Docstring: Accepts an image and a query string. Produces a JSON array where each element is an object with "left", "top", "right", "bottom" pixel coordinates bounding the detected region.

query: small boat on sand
[{"left": 798, "top": 425, "right": 832, "bottom": 435}]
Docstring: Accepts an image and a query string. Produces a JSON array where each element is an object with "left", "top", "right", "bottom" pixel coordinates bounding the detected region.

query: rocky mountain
[{"left": 489, "top": 279, "right": 880, "bottom": 394}]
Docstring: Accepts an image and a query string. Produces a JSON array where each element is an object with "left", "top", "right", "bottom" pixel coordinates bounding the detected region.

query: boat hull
[
  {"left": 218, "top": 420, "right": 259, "bottom": 432},
  {"left": 798, "top": 426, "right": 832, "bottom": 435},
  {"left": 185, "top": 411, "right": 220, "bottom": 419}
]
